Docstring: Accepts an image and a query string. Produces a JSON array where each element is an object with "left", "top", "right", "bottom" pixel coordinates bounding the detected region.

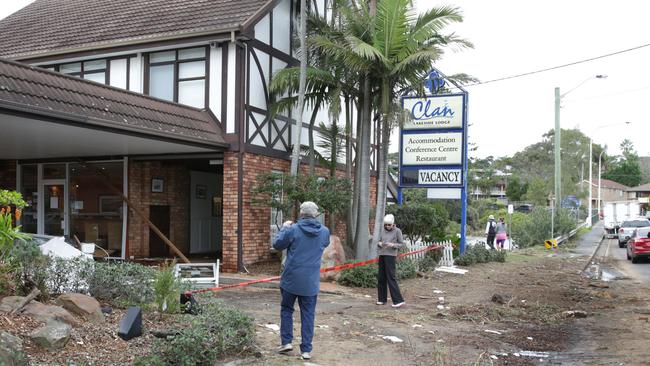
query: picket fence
[{"left": 406, "top": 239, "right": 454, "bottom": 266}]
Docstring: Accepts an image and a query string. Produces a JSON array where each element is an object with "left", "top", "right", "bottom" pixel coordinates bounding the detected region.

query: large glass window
[
  {"left": 43, "top": 57, "right": 131, "bottom": 90},
  {"left": 19, "top": 165, "right": 38, "bottom": 234},
  {"left": 69, "top": 162, "right": 124, "bottom": 257},
  {"left": 146, "top": 47, "right": 207, "bottom": 108}
]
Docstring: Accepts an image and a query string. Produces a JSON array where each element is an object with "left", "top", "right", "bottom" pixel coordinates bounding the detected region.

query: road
[{"left": 601, "top": 236, "right": 650, "bottom": 282}]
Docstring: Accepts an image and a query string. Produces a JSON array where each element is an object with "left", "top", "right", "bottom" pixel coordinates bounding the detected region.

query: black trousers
[
  {"left": 377, "top": 255, "right": 404, "bottom": 304},
  {"left": 486, "top": 234, "right": 496, "bottom": 249}
]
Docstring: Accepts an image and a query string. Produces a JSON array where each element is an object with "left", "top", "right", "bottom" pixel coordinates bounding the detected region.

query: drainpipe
[{"left": 236, "top": 39, "right": 247, "bottom": 273}]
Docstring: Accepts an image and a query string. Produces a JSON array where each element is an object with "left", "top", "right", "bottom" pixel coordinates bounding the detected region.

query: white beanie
[
  {"left": 300, "top": 201, "right": 319, "bottom": 218},
  {"left": 383, "top": 214, "right": 395, "bottom": 225}
]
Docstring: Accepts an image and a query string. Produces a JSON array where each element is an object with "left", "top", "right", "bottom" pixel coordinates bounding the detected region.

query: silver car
[{"left": 618, "top": 218, "right": 650, "bottom": 248}]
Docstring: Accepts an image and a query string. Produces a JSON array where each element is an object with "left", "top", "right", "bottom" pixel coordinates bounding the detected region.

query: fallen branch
[{"left": 9, "top": 287, "right": 40, "bottom": 315}]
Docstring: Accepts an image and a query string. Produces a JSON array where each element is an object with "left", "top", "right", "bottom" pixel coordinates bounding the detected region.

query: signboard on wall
[
  {"left": 399, "top": 93, "right": 467, "bottom": 188},
  {"left": 402, "top": 94, "right": 464, "bottom": 130}
]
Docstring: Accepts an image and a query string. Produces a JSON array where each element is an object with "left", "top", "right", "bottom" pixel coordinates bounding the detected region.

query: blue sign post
[{"left": 399, "top": 70, "right": 469, "bottom": 253}]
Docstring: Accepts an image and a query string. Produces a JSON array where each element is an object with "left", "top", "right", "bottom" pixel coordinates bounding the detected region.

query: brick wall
[
  {"left": 220, "top": 152, "right": 378, "bottom": 272},
  {"left": 127, "top": 161, "right": 189, "bottom": 258},
  {"left": 0, "top": 160, "right": 16, "bottom": 190}
]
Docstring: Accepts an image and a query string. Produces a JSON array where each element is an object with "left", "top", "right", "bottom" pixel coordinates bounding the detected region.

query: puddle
[{"left": 601, "top": 269, "right": 617, "bottom": 281}]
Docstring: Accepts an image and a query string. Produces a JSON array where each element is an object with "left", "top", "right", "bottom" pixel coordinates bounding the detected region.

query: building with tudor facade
[{"left": 0, "top": 0, "right": 378, "bottom": 272}]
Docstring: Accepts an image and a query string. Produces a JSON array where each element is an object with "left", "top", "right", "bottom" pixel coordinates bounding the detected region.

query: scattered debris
[
  {"left": 435, "top": 266, "right": 468, "bottom": 275},
  {"left": 526, "top": 337, "right": 533, "bottom": 340},
  {"left": 491, "top": 293, "right": 512, "bottom": 305},
  {"left": 436, "top": 305, "right": 445, "bottom": 310},
  {"left": 317, "top": 325, "right": 329, "bottom": 329},
  {"left": 380, "top": 335, "right": 403, "bottom": 343},
  {"left": 437, "top": 297, "right": 445, "bottom": 303},
  {"left": 427, "top": 331, "right": 435, "bottom": 335},
  {"left": 412, "top": 324, "right": 423, "bottom": 329},
  {"left": 490, "top": 355, "right": 498, "bottom": 360},
  {"left": 633, "top": 308, "right": 650, "bottom": 315},
  {"left": 519, "top": 351, "right": 549, "bottom": 358},
  {"left": 639, "top": 316, "right": 649, "bottom": 322},
  {"left": 564, "top": 310, "right": 588, "bottom": 318},
  {"left": 433, "top": 290, "right": 444, "bottom": 294},
  {"left": 588, "top": 283, "right": 609, "bottom": 289},
  {"left": 484, "top": 330, "right": 502, "bottom": 335},
  {"left": 259, "top": 324, "right": 280, "bottom": 332}
]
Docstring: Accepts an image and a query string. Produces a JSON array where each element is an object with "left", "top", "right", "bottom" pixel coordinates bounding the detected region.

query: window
[
  {"left": 43, "top": 57, "right": 132, "bottom": 90},
  {"left": 146, "top": 47, "right": 208, "bottom": 108}
]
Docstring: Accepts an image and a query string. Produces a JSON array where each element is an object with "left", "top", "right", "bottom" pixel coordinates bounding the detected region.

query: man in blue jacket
[{"left": 273, "top": 201, "right": 330, "bottom": 361}]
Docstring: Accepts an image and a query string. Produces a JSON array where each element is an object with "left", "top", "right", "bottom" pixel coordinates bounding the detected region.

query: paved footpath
[{"left": 571, "top": 221, "right": 604, "bottom": 257}]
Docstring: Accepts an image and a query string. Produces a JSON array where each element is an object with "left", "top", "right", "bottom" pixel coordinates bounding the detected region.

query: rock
[
  {"left": 0, "top": 297, "right": 24, "bottom": 313},
  {"left": 55, "top": 293, "right": 104, "bottom": 323},
  {"left": 0, "top": 331, "right": 27, "bottom": 366},
  {"left": 23, "top": 302, "right": 79, "bottom": 327},
  {"left": 564, "top": 310, "right": 588, "bottom": 318},
  {"left": 491, "top": 294, "right": 512, "bottom": 305},
  {"left": 634, "top": 308, "right": 650, "bottom": 315},
  {"left": 321, "top": 235, "right": 346, "bottom": 281},
  {"left": 29, "top": 321, "right": 71, "bottom": 350}
]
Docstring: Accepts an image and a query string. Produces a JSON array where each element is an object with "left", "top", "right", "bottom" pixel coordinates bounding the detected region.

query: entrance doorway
[
  {"left": 42, "top": 182, "right": 66, "bottom": 236},
  {"left": 190, "top": 170, "right": 222, "bottom": 254},
  {"left": 149, "top": 205, "right": 171, "bottom": 257}
]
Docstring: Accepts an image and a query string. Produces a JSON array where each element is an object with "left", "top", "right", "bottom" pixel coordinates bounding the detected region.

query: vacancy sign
[
  {"left": 402, "top": 95, "right": 464, "bottom": 130},
  {"left": 401, "top": 132, "right": 462, "bottom": 166},
  {"left": 399, "top": 92, "right": 466, "bottom": 189}
]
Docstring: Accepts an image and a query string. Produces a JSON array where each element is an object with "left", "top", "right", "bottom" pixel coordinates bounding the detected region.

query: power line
[{"left": 462, "top": 43, "right": 650, "bottom": 87}]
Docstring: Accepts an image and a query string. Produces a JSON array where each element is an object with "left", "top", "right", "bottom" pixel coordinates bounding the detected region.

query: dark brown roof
[
  {"left": 0, "top": 58, "right": 227, "bottom": 148},
  {"left": 599, "top": 179, "right": 629, "bottom": 190},
  {"left": 628, "top": 183, "right": 650, "bottom": 192},
  {"left": 0, "top": 0, "right": 271, "bottom": 59}
]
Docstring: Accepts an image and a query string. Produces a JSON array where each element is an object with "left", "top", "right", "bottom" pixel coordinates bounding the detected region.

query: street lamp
[
  {"left": 587, "top": 121, "right": 631, "bottom": 227},
  {"left": 555, "top": 75, "right": 607, "bottom": 209}
]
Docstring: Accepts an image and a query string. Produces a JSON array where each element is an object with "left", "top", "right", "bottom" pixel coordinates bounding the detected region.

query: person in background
[
  {"left": 495, "top": 217, "right": 508, "bottom": 251},
  {"left": 376, "top": 214, "right": 406, "bottom": 308},
  {"left": 485, "top": 215, "right": 497, "bottom": 250},
  {"left": 273, "top": 201, "right": 330, "bottom": 361}
]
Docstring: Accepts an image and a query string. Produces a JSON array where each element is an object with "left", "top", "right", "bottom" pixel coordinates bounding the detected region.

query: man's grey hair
[{"left": 300, "top": 201, "right": 319, "bottom": 218}]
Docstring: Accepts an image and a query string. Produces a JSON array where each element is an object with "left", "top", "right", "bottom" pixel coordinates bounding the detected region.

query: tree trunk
[
  {"left": 350, "top": 97, "right": 363, "bottom": 246},
  {"left": 345, "top": 95, "right": 355, "bottom": 248},
  {"left": 371, "top": 80, "right": 391, "bottom": 258},
  {"left": 308, "top": 97, "right": 323, "bottom": 175},
  {"left": 290, "top": 0, "right": 308, "bottom": 176},
  {"left": 354, "top": 76, "right": 371, "bottom": 260}
]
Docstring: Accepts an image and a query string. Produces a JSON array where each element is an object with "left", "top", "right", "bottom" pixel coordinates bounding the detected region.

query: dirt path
[{"left": 216, "top": 249, "right": 650, "bottom": 365}]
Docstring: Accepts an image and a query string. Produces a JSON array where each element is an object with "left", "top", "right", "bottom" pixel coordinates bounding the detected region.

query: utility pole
[{"left": 554, "top": 87, "right": 561, "bottom": 209}]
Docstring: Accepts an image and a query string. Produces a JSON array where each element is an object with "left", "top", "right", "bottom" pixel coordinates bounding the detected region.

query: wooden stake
[{"left": 9, "top": 287, "right": 40, "bottom": 315}]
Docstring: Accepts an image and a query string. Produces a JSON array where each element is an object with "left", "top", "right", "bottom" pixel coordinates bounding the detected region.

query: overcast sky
[{"left": 2, "top": 0, "right": 648, "bottom": 159}]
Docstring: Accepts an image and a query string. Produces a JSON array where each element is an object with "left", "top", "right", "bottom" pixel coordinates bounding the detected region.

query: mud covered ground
[{"left": 4, "top": 246, "right": 650, "bottom": 365}]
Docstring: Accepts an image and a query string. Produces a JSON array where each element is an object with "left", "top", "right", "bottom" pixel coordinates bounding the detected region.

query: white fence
[{"left": 406, "top": 239, "right": 453, "bottom": 265}]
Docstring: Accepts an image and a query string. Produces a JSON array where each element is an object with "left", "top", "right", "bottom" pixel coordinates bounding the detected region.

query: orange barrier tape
[{"left": 188, "top": 244, "right": 442, "bottom": 295}]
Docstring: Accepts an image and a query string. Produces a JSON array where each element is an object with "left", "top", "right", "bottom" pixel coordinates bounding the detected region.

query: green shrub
[
  {"left": 135, "top": 302, "right": 255, "bottom": 365},
  {"left": 10, "top": 241, "right": 51, "bottom": 299},
  {"left": 338, "top": 263, "right": 377, "bottom": 287},
  {"left": 417, "top": 248, "right": 442, "bottom": 272},
  {"left": 86, "top": 261, "right": 157, "bottom": 307},
  {"left": 153, "top": 262, "right": 182, "bottom": 313},
  {"left": 454, "top": 245, "right": 508, "bottom": 267},
  {"left": 396, "top": 257, "right": 417, "bottom": 280},
  {"left": 510, "top": 208, "right": 577, "bottom": 248}
]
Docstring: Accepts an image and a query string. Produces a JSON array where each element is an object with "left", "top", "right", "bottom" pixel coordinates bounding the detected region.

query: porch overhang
[{"left": 1, "top": 109, "right": 223, "bottom": 160}]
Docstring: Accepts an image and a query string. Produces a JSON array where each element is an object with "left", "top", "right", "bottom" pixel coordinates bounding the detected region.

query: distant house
[
  {"left": 469, "top": 169, "right": 510, "bottom": 202},
  {"left": 627, "top": 183, "right": 650, "bottom": 213},
  {"left": 581, "top": 178, "right": 629, "bottom": 212}
]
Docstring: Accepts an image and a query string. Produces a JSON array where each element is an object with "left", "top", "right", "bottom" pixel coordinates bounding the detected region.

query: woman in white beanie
[{"left": 376, "top": 214, "right": 405, "bottom": 308}]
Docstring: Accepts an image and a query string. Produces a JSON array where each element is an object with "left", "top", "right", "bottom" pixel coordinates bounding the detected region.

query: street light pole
[
  {"left": 588, "top": 139, "right": 593, "bottom": 226},
  {"left": 598, "top": 150, "right": 605, "bottom": 219},
  {"left": 554, "top": 88, "right": 561, "bottom": 209},
  {"left": 555, "top": 75, "right": 607, "bottom": 215}
]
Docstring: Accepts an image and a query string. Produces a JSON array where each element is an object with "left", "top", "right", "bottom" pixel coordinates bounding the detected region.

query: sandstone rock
[
  {"left": 321, "top": 235, "right": 346, "bottom": 281},
  {"left": 23, "top": 301, "right": 79, "bottom": 327},
  {"left": 0, "top": 331, "right": 27, "bottom": 366},
  {"left": 29, "top": 321, "right": 71, "bottom": 350},
  {"left": 0, "top": 296, "right": 23, "bottom": 313},
  {"left": 55, "top": 293, "right": 104, "bottom": 323}
]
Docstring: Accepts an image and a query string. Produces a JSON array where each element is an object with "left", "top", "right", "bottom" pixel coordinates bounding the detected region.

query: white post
[
  {"left": 598, "top": 151, "right": 604, "bottom": 220},
  {"left": 587, "top": 138, "right": 594, "bottom": 227}
]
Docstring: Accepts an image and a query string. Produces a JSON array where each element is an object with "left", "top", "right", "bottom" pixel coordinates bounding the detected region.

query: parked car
[
  {"left": 627, "top": 227, "right": 650, "bottom": 263},
  {"left": 515, "top": 204, "right": 533, "bottom": 213},
  {"left": 618, "top": 218, "right": 650, "bottom": 248}
]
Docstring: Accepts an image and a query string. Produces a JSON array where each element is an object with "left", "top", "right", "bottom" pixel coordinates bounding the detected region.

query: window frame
[
  {"left": 144, "top": 45, "right": 210, "bottom": 108},
  {"left": 43, "top": 55, "right": 134, "bottom": 88}
]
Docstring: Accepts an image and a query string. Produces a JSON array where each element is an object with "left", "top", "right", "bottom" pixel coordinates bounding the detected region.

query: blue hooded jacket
[{"left": 273, "top": 218, "right": 330, "bottom": 296}]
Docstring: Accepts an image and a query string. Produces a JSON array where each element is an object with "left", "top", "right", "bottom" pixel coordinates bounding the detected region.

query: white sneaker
[
  {"left": 301, "top": 352, "right": 311, "bottom": 360},
  {"left": 277, "top": 344, "right": 293, "bottom": 353},
  {"left": 392, "top": 302, "right": 406, "bottom": 308},
  {"left": 376, "top": 301, "right": 385, "bottom": 305}
]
